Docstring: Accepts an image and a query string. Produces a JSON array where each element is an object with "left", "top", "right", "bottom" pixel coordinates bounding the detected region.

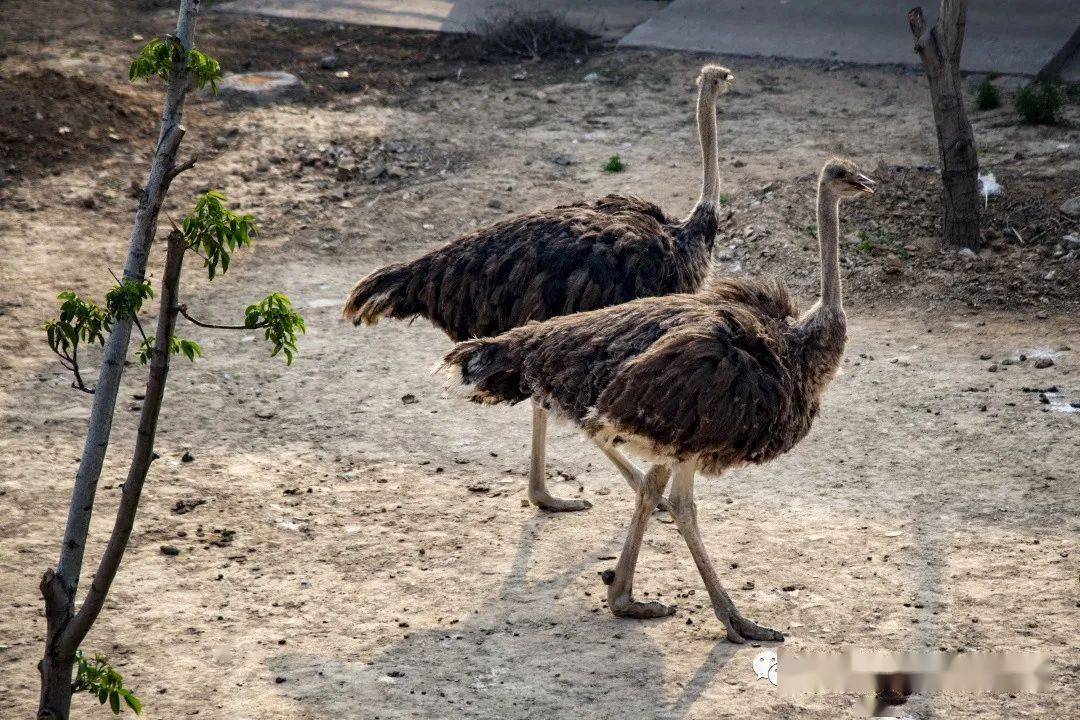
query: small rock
[
  {"left": 401, "top": 393, "right": 419, "bottom": 405},
  {"left": 254, "top": 408, "right": 276, "bottom": 419},
  {"left": 181, "top": 451, "right": 195, "bottom": 463},
  {"left": 78, "top": 194, "right": 96, "bottom": 209},
  {"left": 583, "top": 71, "right": 600, "bottom": 83},
  {"left": 319, "top": 54, "right": 340, "bottom": 70},
  {"left": 551, "top": 154, "right": 578, "bottom": 166},
  {"left": 363, "top": 163, "right": 386, "bottom": 181},
  {"left": 511, "top": 71, "right": 527, "bottom": 81},
  {"left": 957, "top": 247, "right": 978, "bottom": 260},
  {"left": 742, "top": 580, "right": 755, "bottom": 590},
  {"left": 386, "top": 165, "right": 407, "bottom": 179},
  {"left": 172, "top": 498, "right": 206, "bottom": 515},
  {"left": 160, "top": 545, "right": 181, "bottom": 556},
  {"left": 1033, "top": 357, "right": 1054, "bottom": 369},
  {"left": 1060, "top": 196, "right": 1080, "bottom": 219},
  {"left": 979, "top": 353, "right": 992, "bottom": 361},
  {"left": 487, "top": 198, "right": 502, "bottom": 209}
]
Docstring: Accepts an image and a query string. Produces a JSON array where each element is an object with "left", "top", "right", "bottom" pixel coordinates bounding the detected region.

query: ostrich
[
  {"left": 344, "top": 65, "right": 736, "bottom": 512},
  {"left": 442, "top": 158, "right": 874, "bottom": 642}
]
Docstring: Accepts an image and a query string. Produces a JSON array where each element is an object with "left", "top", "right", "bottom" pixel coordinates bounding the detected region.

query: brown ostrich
[
  {"left": 344, "top": 65, "right": 736, "bottom": 512},
  {"left": 442, "top": 157, "right": 874, "bottom": 642}
]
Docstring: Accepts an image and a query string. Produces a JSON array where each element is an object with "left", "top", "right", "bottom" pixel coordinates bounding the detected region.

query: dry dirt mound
[
  {"left": 721, "top": 165, "right": 1080, "bottom": 311},
  {"left": 0, "top": 69, "right": 156, "bottom": 179}
]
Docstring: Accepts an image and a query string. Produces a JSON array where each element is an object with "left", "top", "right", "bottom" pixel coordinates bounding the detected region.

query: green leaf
[
  {"left": 123, "top": 691, "right": 142, "bottom": 715},
  {"left": 105, "top": 280, "right": 155, "bottom": 322},
  {"left": 243, "top": 293, "right": 306, "bottom": 365},
  {"left": 74, "top": 649, "right": 143, "bottom": 716},
  {"left": 130, "top": 38, "right": 222, "bottom": 93},
  {"left": 44, "top": 290, "right": 112, "bottom": 385},
  {"left": 180, "top": 192, "right": 257, "bottom": 280}
]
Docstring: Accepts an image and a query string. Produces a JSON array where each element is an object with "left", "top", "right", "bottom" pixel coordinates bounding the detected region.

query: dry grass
[{"left": 471, "top": 9, "right": 598, "bottom": 60}]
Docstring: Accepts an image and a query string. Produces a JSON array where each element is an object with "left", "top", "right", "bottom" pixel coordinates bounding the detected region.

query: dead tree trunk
[
  {"left": 908, "top": 1, "right": 981, "bottom": 249},
  {"left": 38, "top": 2, "right": 202, "bottom": 717}
]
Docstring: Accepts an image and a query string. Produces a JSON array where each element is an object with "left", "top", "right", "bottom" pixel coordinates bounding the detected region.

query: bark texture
[
  {"left": 908, "top": 1, "right": 981, "bottom": 249},
  {"left": 38, "top": 2, "right": 201, "bottom": 717}
]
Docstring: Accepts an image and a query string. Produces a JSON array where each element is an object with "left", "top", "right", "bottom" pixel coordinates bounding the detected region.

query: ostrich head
[
  {"left": 820, "top": 157, "right": 875, "bottom": 198},
  {"left": 696, "top": 64, "right": 735, "bottom": 97}
]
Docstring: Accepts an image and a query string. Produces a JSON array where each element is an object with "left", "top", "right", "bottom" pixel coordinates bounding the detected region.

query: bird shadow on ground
[{"left": 268, "top": 513, "right": 739, "bottom": 719}]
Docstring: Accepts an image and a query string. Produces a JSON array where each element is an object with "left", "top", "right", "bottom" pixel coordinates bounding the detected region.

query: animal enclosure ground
[{"left": 1, "top": 2, "right": 1078, "bottom": 718}]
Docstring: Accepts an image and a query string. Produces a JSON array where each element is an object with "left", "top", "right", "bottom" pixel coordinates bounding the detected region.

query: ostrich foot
[
  {"left": 529, "top": 491, "right": 592, "bottom": 512},
  {"left": 720, "top": 613, "right": 785, "bottom": 644},
  {"left": 609, "top": 595, "right": 677, "bottom": 619},
  {"left": 601, "top": 569, "right": 676, "bottom": 619}
]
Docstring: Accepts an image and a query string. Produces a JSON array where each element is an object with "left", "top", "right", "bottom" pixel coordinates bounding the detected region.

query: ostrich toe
[
  {"left": 529, "top": 492, "right": 592, "bottom": 512},
  {"left": 721, "top": 613, "right": 785, "bottom": 643},
  {"left": 609, "top": 595, "right": 677, "bottom": 619}
]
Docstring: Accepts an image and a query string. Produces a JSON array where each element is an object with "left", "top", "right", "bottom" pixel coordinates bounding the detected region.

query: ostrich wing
[{"left": 584, "top": 308, "right": 793, "bottom": 467}]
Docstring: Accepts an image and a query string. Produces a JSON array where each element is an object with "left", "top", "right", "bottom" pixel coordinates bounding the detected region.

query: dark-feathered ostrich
[
  {"left": 344, "top": 65, "right": 735, "bottom": 512},
  {"left": 443, "top": 158, "right": 874, "bottom": 642}
]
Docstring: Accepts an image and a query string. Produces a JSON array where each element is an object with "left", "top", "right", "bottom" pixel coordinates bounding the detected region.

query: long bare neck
[
  {"left": 815, "top": 182, "right": 843, "bottom": 312},
  {"left": 695, "top": 85, "right": 720, "bottom": 209}
]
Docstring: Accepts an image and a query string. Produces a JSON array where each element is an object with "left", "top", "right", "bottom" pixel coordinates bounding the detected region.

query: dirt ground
[{"left": 1, "top": 3, "right": 1078, "bottom": 719}]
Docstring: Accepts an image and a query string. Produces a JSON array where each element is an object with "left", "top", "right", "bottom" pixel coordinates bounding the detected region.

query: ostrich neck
[
  {"left": 695, "top": 86, "right": 720, "bottom": 209},
  {"left": 815, "top": 185, "right": 843, "bottom": 312}
]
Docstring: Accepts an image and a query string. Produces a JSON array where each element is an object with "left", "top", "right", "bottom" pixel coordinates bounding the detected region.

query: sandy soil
[{"left": 1, "top": 3, "right": 1078, "bottom": 718}]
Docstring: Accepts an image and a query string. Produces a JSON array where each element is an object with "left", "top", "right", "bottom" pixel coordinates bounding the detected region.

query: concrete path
[
  {"left": 215, "top": 0, "right": 1079, "bottom": 78},
  {"left": 620, "top": 0, "right": 1080, "bottom": 77},
  {"left": 214, "top": 0, "right": 666, "bottom": 40}
]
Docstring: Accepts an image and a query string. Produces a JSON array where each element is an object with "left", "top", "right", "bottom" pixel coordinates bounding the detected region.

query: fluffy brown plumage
[
  {"left": 342, "top": 64, "right": 735, "bottom": 339},
  {"left": 444, "top": 276, "right": 845, "bottom": 475},
  {"left": 343, "top": 195, "right": 720, "bottom": 341}
]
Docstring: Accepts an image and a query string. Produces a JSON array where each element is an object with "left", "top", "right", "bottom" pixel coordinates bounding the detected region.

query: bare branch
[
  {"left": 165, "top": 154, "right": 198, "bottom": 183},
  {"left": 907, "top": 6, "right": 926, "bottom": 40},
  {"left": 177, "top": 304, "right": 265, "bottom": 330}
]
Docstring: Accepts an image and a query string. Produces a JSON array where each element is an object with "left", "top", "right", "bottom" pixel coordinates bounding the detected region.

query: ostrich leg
[
  {"left": 602, "top": 464, "right": 676, "bottom": 618},
  {"left": 668, "top": 460, "right": 784, "bottom": 643},
  {"left": 528, "top": 400, "right": 592, "bottom": 512},
  {"left": 591, "top": 439, "right": 670, "bottom": 512}
]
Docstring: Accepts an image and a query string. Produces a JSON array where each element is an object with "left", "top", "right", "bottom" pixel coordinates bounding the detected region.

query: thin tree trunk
[
  {"left": 38, "top": 2, "right": 202, "bottom": 717},
  {"left": 66, "top": 231, "right": 187, "bottom": 647},
  {"left": 908, "top": 1, "right": 981, "bottom": 249}
]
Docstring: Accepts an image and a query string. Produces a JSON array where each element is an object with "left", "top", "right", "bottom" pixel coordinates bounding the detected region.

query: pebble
[
  {"left": 181, "top": 450, "right": 195, "bottom": 463},
  {"left": 160, "top": 545, "right": 180, "bottom": 556},
  {"left": 1033, "top": 357, "right": 1054, "bottom": 369},
  {"left": 319, "top": 54, "right": 340, "bottom": 70},
  {"left": 1060, "top": 196, "right": 1080, "bottom": 219}
]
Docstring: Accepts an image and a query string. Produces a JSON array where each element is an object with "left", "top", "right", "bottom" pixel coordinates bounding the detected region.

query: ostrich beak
[{"left": 855, "top": 174, "right": 876, "bottom": 194}]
